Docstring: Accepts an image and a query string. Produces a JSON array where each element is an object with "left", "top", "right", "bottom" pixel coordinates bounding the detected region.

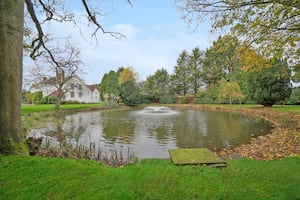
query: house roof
[
  {"left": 47, "top": 90, "right": 59, "bottom": 97},
  {"left": 87, "top": 85, "right": 100, "bottom": 92},
  {"left": 41, "top": 76, "right": 73, "bottom": 85}
]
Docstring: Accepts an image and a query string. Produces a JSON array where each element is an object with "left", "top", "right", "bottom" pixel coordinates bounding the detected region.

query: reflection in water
[{"left": 30, "top": 107, "right": 273, "bottom": 159}]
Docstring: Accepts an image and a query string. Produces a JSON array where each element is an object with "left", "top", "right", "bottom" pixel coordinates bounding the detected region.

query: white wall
[
  {"left": 30, "top": 84, "right": 57, "bottom": 97},
  {"left": 31, "top": 76, "right": 100, "bottom": 103},
  {"left": 63, "top": 77, "right": 93, "bottom": 103}
]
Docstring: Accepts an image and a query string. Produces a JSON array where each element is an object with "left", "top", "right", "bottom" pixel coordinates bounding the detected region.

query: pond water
[{"left": 31, "top": 106, "right": 273, "bottom": 158}]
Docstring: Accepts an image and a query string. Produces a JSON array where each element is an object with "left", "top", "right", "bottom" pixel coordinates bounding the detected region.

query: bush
[
  {"left": 194, "top": 96, "right": 215, "bottom": 104},
  {"left": 140, "top": 95, "right": 151, "bottom": 104},
  {"left": 194, "top": 90, "right": 217, "bottom": 104},
  {"left": 181, "top": 96, "right": 190, "bottom": 104},
  {"left": 32, "top": 91, "right": 43, "bottom": 104},
  {"left": 159, "top": 95, "right": 175, "bottom": 104},
  {"left": 245, "top": 59, "right": 292, "bottom": 106},
  {"left": 286, "top": 87, "right": 300, "bottom": 105},
  {"left": 43, "top": 96, "right": 57, "bottom": 104},
  {"left": 104, "top": 93, "right": 119, "bottom": 107}
]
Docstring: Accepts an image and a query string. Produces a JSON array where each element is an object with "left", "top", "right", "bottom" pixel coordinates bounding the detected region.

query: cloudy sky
[{"left": 24, "top": 0, "right": 216, "bottom": 85}]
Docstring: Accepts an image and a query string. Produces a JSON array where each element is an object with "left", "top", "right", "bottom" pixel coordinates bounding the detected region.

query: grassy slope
[{"left": 0, "top": 156, "right": 299, "bottom": 200}]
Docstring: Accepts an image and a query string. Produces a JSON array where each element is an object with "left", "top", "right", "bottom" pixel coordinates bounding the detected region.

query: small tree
[
  {"left": 171, "top": 50, "right": 191, "bottom": 96},
  {"left": 32, "top": 91, "right": 43, "bottom": 104},
  {"left": 143, "top": 69, "right": 173, "bottom": 103},
  {"left": 203, "top": 35, "right": 241, "bottom": 86},
  {"left": 100, "top": 70, "right": 120, "bottom": 101},
  {"left": 246, "top": 59, "right": 292, "bottom": 106},
  {"left": 118, "top": 67, "right": 137, "bottom": 85},
  {"left": 119, "top": 81, "right": 140, "bottom": 106},
  {"left": 188, "top": 47, "right": 204, "bottom": 95},
  {"left": 218, "top": 79, "right": 244, "bottom": 105}
]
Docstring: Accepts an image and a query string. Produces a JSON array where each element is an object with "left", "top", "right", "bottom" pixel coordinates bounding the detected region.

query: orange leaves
[
  {"left": 238, "top": 43, "right": 271, "bottom": 72},
  {"left": 217, "top": 109, "right": 300, "bottom": 160},
  {"left": 219, "top": 129, "right": 299, "bottom": 160},
  {"left": 118, "top": 67, "right": 137, "bottom": 85}
]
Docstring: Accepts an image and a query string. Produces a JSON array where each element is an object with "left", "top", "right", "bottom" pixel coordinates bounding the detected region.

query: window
[
  {"left": 78, "top": 84, "right": 82, "bottom": 90},
  {"left": 71, "top": 92, "right": 74, "bottom": 97},
  {"left": 71, "top": 83, "right": 74, "bottom": 89},
  {"left": 79, "top": 92, "right": 82, "bottom": 97}
]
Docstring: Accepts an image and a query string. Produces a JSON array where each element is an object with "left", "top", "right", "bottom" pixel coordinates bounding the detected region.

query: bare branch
[
  {"left": 81, "top": 0, "right": 125, "bottom": 39},
  {"left": 25, "top": 0, "right": 61, "bottom": 69},
  {"left": 36, "top": 0, "right": 75, "bottom": 23},
  {"left": 38, "top": 0, "right": 53, "bottom": 21}
]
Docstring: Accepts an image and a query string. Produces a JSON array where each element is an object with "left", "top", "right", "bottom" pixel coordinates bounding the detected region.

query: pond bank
[{"left": 167, "top": 104, "right": 300, "bottom": 160}]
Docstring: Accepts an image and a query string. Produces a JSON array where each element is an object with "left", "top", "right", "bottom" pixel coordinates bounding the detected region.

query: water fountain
[{"left": 138, "top": 106, "right": 179, "bottom": 115}]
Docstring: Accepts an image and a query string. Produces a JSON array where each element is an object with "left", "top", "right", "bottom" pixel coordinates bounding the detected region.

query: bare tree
[
  {"left": 29, "top": 41, "right": 84, "bottom": 108},
  {"left": 0, "top": 0, "right": 132, "bottom": 155}
]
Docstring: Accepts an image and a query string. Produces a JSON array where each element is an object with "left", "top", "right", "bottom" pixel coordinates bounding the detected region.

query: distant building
[{"left": 30, "top": 76, "right": 100, "bottom": 103}]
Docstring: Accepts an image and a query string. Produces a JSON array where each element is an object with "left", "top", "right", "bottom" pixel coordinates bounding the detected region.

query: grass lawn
[
  {"left": 196, "top": 104, "right": 300, "bottom": 114},
  {"left": 21, "top": 103, "right": 104, "bottom": 114},
  {"left": 271, "top": 105, "right": 300, "bottom": 114},
  {"left": 0, "top": 156, "right": 299, "bottom": 200},
  {"left": 222, "top": 104, "right": 300, "bottom": 114}
]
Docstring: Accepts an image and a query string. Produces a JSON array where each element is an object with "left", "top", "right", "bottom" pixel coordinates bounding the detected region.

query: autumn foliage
[{"left": 217, "top": 108, "right": 300, "bottom": 160}]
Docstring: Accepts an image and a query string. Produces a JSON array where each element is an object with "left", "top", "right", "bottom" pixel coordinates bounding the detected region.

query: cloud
[
  {"left": 82, "top": 22, "right": 211, "bottom": 82},
  {"left": 110, "top": 24, "right": 140, "bottom": 39},
  {"left": 24, "top": 16, "right": 212, "bottom": 85}
]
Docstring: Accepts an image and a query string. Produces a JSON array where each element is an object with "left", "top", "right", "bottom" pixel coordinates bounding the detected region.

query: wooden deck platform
[{"left": 168, "top": 148, "right": 226, "bottom": 167}]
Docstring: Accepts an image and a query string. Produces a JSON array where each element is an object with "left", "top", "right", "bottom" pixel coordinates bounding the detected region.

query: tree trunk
[
  {"left": 0, "top": 0, "right": 28, "bottom": 154},
  {"left": 55, "top": 71, "right": 64, "bottom": 109},
  {"left": 55, "top": 88, "right": 62, "bottom": 109}
]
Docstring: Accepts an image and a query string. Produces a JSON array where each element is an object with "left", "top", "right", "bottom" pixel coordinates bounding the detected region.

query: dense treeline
[{"left": 100, "top": 35, "right": 298, "bottom": 107}]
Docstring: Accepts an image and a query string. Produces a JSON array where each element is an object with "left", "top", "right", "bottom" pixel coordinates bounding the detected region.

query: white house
[{"left": 30, "top": 76, "right": 100, "bottom": 103}]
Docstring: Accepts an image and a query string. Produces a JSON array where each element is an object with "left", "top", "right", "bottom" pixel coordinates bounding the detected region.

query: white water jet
[{"left": 138, "top": 106, "right": 179, "bottom": 115}]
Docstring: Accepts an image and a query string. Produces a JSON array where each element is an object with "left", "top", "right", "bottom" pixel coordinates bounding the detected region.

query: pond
[{"left": 30, "top": 106, "right": 273, "bottom": 159}]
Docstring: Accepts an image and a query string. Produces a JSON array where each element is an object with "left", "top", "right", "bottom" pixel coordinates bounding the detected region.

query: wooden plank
[{"left": 168, "top": 148, "right": 226, "bottom": 166}]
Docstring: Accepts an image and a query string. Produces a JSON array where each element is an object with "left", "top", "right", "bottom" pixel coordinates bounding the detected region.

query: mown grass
[
  {"left": 0, "top": 156, "right": 299, "bottom": 200},
  {"left": 194, "top": 104, "right": 300, "bottom": 114},
  {"left": 21, "top": 103, "right": 104, "bottom": 114},
  {"left": 228, "top": 104, "right": 300, "bottom": 114},
  {"left": 271, "top": 105, "right": 300, "bottom": 114},
  {"left": 197, "top": 104, "right": 300, "bottom": 112}
]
